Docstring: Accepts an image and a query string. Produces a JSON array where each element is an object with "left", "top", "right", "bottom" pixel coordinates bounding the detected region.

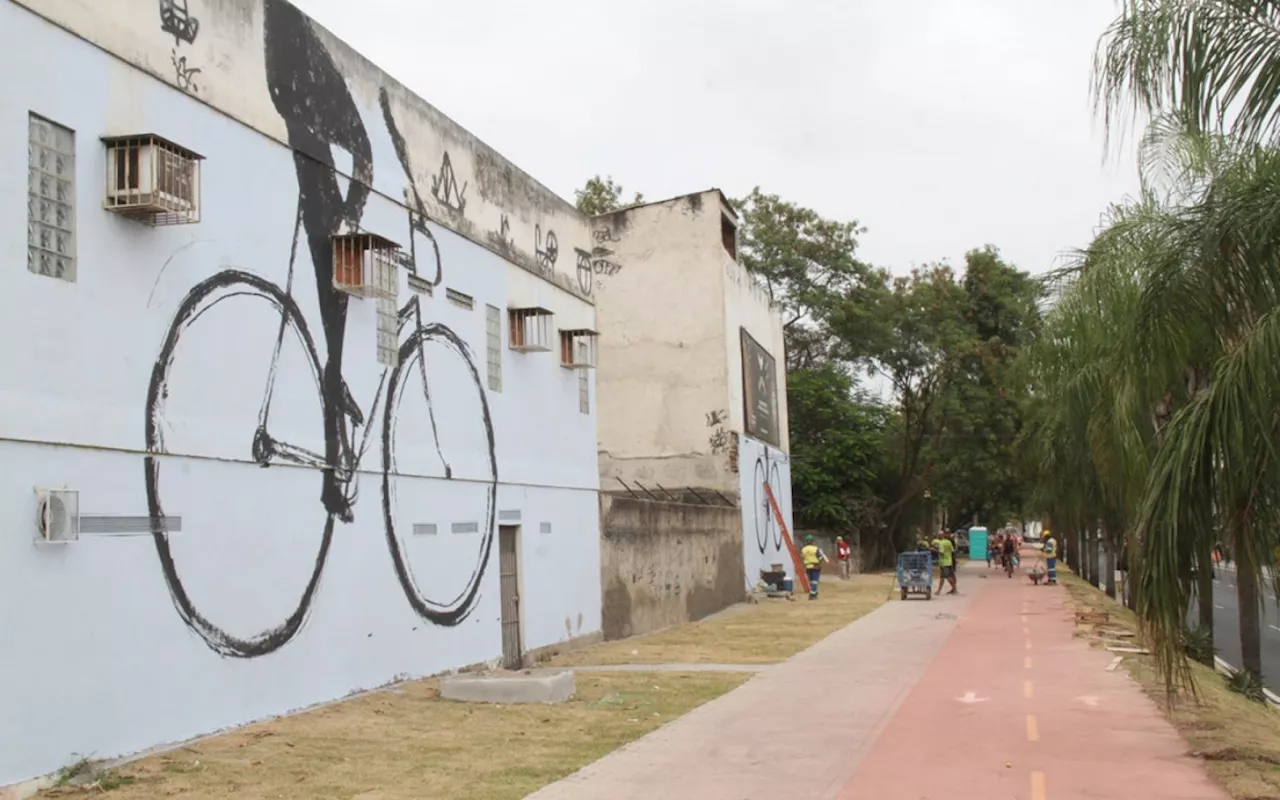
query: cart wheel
[
  {"left": 901, "top": 588, "right": 908, "bottom": 601},
  {"left": 925, "top": 588, "right": 932, "bottom": 601}
]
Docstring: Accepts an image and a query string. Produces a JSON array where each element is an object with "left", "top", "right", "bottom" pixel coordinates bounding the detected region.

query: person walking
[
  {"left": 933, "top": 531, "right": 958, "bottom": 595},
  {"left": 800, "top": 535, "right": 830, "bottom": 600},
  {"left": 835, "top": 536, "right": 852, "bottom": 580}
]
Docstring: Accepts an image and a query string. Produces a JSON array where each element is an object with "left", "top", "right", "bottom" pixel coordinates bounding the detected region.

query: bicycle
[{"left": 144, "top": 13, "right": 497, "bottom": 659}]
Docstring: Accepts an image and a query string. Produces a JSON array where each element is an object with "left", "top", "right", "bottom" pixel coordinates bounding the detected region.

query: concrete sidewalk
[
  {"left": 527, "top": 557, "right": 1229, "bottom": 800},
  {"left": 527, "top": 577, "right": 973, "bottom": 799}
]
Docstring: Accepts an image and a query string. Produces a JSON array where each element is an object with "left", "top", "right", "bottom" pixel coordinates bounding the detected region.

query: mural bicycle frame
[{"left": 144, "top": 0, "right": 496, "bottom": 658}]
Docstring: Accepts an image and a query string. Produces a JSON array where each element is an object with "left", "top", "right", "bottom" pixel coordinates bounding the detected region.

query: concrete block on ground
[{"left": 439, "top": 670, "right": 575, "bottom": 705}]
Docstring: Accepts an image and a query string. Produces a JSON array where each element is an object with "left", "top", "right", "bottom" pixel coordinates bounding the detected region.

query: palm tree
[
  {"left": 1095, "top": 0, "right": 1280, "bottom": 147},
  {"left": 1092, "top": 0, "right": 1280, "bottom": 689}
]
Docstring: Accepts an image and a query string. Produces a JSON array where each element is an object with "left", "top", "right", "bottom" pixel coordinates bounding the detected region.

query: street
[{"left": 1189, "top": 565, "right": 1280, "bottom": 693}]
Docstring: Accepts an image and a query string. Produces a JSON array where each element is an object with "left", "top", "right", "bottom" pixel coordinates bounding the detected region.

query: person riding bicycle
[{"left": 1001, "top": 534, "right": 1018, "bottom": 572}]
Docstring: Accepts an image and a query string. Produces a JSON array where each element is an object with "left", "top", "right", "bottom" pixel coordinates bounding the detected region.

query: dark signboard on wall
[{"left": 740, "top": 328, "right": 780, "bottom": 446}]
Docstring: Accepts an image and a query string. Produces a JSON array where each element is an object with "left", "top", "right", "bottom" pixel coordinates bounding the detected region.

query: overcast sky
[{"left": 291, "top": 0, "right": 1140, "bottom": 277}]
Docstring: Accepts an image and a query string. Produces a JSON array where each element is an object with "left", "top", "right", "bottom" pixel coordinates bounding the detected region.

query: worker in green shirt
[{"left": 932, "top": 531, "right": 958, "bottom": 595}]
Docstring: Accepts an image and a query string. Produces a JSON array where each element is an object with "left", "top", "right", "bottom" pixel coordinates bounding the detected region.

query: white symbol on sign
[{"left": 956, "top": 692, "right": 989, "bottom": 704}]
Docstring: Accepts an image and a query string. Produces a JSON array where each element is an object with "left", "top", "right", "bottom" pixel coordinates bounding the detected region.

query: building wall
[
  {"left": 738, "top": 435, "right": 794, "bottom": 589},
  {"left": 598, "top": 494, "right": 744, "bottom": 640},
  {"left": 592, "top": 193, "right": 736, "bottom": 494},
  {"left": 0, "top": 0, "right": 599, "bottom": 787}
]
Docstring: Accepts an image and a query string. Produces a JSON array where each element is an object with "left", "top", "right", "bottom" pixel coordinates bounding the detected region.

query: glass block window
[
  {"left": 485, "top": 305, "right": 502, "bottom": 392},
  {"left": 578, "top": 368, "right": 590, "bottom": 414},
  {"left": 28, "top": 114, "right": 76, "bottom": 282},
  {"left": 376, "top": 297, "right": 398, "bottom": 367}
]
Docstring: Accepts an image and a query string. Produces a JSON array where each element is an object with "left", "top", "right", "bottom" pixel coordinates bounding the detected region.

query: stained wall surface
[
  {"left": 599, "top": 494, "right": 745, "bottom": 641},
  {"left": 1, "top": 0, "right": 600, "bottom": 786},
  {"left": 591, "top": 190, "right": 793, "bottom": 593}
]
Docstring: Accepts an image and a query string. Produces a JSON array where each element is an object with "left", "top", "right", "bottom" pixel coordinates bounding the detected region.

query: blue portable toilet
[{"left": 967, "top": 526, "right": 989, "bottom": 560}]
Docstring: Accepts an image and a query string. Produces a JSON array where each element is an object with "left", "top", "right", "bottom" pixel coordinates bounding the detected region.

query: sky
[{"left": 290, "top": 0, "right": 1141, "bottom": 278}]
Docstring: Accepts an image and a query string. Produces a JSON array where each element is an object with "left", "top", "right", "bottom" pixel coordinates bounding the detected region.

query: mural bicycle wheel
[
  {"left": 381, "top": 321, "right": 497, "bottom": 626},
  {"left": 769, "top": 459, "right": 783, "bottom": 550},
  {"left": 753, "top": 456, "right": 776, "bottom": 554},
  {"left": 145, "top": 269, "right": 335, "bottom": 658}
]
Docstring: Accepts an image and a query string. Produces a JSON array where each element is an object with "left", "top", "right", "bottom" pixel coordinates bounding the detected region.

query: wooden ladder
[{"left": 765, "top": 483, "right": 810, "bottom": 595}]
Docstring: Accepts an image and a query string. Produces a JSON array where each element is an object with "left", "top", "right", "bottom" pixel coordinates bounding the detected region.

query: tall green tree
[
  {"left": 931, "top": 247, "right": 1042, "bottom": 527},
  {"left": 731, "top": 188, "right": 876, "bottom": 340},
  {"left": 787, "top": 364, "right": 888, "bottom": 532}
]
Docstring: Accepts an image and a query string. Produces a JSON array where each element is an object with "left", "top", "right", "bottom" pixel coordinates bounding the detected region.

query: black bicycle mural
[
  {"left": 752, "top": 450, "right": 784, "bottom": 555},
  {"left": 144, "top": 0, "right": 495, "bottom": 658}
]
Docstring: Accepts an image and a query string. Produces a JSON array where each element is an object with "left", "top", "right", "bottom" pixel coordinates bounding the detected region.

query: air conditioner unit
[
  {"left": 102, "top": 134, "right": 203, "bottom": 225},
  {"left": 35, "top": 488, "right": 79, "bottom": 543}
]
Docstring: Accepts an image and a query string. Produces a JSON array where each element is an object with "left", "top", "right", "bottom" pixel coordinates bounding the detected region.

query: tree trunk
[
  {"left": 1197, "top": 538, "right": 1214, "bottom": 636},
  {"left": 1105, "top": 538, "right": 1117, "bottom": 600},
  {"left": 1090, "top": 531, "right": 1101, "bottom": 589},
  {"left": 1237, "top": 541, "right": 1263, "bottom": 679}
]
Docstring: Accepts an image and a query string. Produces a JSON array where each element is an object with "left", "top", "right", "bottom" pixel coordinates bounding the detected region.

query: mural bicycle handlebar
[{"left": 144, "top": 0, "right": 496, "bottom": 658}]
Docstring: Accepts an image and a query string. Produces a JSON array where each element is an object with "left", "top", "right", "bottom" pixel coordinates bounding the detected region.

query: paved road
[{"left": 1189, "top": 565, "right": 1280, "bottom": 693}]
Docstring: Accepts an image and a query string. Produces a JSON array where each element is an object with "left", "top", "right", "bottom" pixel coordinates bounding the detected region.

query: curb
[{"left": 1212, "top": 655, "right": 1280, "bottom": 708}]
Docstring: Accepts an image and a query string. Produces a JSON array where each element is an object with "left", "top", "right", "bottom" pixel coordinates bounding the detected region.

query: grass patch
[
  {"left": 37, "top": 671, "right": 746, "bottom": 800},
  {"left": 1061, "top": 569, "right": 1280, "bottom": 800},
  {"left": 547, "top": 572, "right": 895, "bottom": 667}
]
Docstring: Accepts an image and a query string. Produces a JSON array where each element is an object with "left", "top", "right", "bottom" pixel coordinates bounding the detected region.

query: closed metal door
[{"left": 499, "top": 526, "right": 522, "bottom": 669}]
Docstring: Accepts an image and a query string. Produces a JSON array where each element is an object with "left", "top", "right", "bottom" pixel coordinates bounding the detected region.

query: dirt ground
[{"left": 1062, "top": 571, "right": 1280, "bottom": 799}]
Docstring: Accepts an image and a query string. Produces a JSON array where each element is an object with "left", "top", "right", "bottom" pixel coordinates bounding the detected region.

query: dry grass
[
  {"left": 1061, "top": 570, "right": 1280, "bottom": 800},
  {"left": 547, "top": 572, "right": 895, "bottom": 667},
  {"left": 38, "top": 671, "right": 746, "bottom": 800}
]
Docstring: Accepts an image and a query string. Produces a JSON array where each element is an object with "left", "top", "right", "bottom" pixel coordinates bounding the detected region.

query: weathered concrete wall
[
  {"left": 599, "top": 494, "right": 745, "bottom": 641},
  {"left": 592, "top": 192, "right": 736, "bottom": 494}
]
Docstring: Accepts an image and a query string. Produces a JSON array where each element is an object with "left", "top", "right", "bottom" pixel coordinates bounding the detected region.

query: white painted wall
[
  {"left": 738, "top": 435, "right": 794, "bottom": 589},
  {"left": 0, "top": 1, "right": 599, "bottom": 787}
]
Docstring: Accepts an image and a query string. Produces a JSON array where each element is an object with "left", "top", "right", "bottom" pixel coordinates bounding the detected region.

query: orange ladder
[{"left": 765, "top": 483, "right": 810, "bottom": 595}]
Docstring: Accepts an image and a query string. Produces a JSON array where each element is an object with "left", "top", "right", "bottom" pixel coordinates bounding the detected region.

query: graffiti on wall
[
  {"left": 159, "top": 0, "right": 201, "bottom": 93},
  {"left": 159, "top": 0, "right": 199, "bottom": 45},
  {"left": 144, "top": 0, "right": 497, "bottom": 658},
  {"left": 430, "top": 152, "right": 467, "bottom": 215},
  {"left": 535, "top": 224, "right": 558, "bottom": 273},
  {"left": 706, "top": 409, "right": 729, "bottom": 454}
]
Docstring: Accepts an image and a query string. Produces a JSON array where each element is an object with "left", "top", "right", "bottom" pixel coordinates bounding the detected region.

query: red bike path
[{"left": 840, "top": 552, "right": 1228, "bottom": 799}]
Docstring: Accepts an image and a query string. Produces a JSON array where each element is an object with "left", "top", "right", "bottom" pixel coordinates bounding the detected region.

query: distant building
[
  {"left": 1, "top": 0, "right": 602, "bottom": 789},
  {"left": 591, "top": 190, "right": 793, "bottom": 605}
]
